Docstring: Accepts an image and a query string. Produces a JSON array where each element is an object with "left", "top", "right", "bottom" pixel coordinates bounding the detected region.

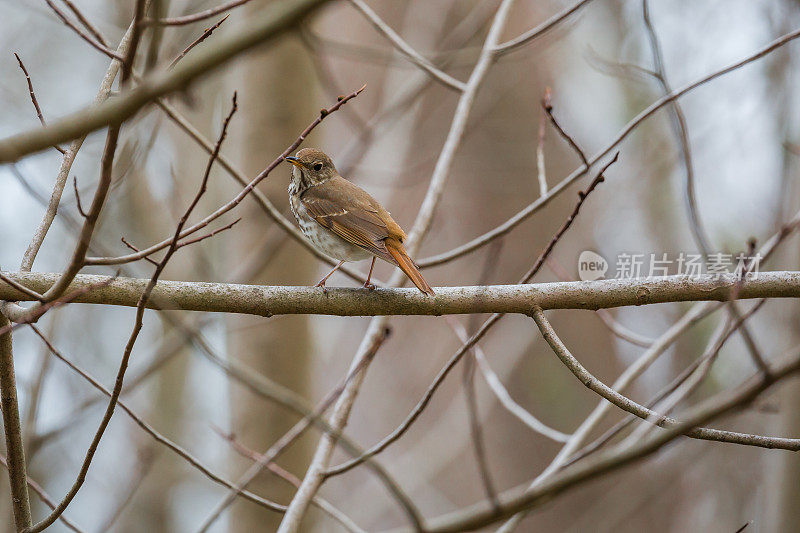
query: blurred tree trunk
[
  {"left": 763, "top": 20, "right": 800, "bottom": 528},
  {"left": 225, "top": 1, "right": 318, "bottom": 530},
  {"left": 114, "top": 119, "right": 199, "bottom": 532}
]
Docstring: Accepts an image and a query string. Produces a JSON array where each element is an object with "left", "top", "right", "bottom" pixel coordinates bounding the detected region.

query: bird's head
[{"left": 285, "top": 148, "right": 338, "bottom": 193}]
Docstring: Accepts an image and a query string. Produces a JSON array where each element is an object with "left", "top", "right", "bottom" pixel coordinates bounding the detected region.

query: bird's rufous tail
[{"left": 385, "top": 239, "right": 434, "bottom": 296}]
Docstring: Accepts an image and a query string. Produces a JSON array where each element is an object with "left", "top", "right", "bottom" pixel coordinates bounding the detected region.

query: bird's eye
[{"left": 313, "top": 162, "right": 323, "bottom": 171}]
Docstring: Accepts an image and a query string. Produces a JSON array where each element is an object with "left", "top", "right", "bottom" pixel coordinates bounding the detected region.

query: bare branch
[
  {"left": 347, "top": 0, "right": 466, "bottom": 92},
  {"left": 120, "top": 237, "right": 159, "bottom": 267},
  {"left": 497, "top": 209, "right": 800, "bottom": 530},
  {"left": 71, "top": 176, "right": 87, "bottom": 218},
  {"left": 421, "top": 344, "right": 800, "bottom": 533},
  {"left": 2, "top": 271, "right": 800, "bottom": 318},
  {"left": 61, "top": 0, "right": 108, "bottom": 45},
  {"left": 212, "top": 428, "right": 366, "bottom": 533},
  {"left": 0, "top": 315, "right": 31, "bottom": 529},
  {"left": 28, "top": 326, "right": 287, "bottom": 514},
  {"left": 0, "top": 273, "right": 44, "bottom": 302},
  {"left": 84, "top": 84, "right": 365, "bottom": 266},
  {"left": 169, "top": 15, "right": 230, "bottom": 68},
  {"left": 0, "top": 275, "right": 118, "bottom": 338},
  {"left": 642, "top": 0, "right": 711, "bottom": 255},
  {"left": 151, "top": 96, "right": 370, "bottom": 284},
  {"left": 0, "top": 0, "right": 332, "bottom": 163},
  {"left": 25, "top": 83, "right": 235, "bottom": 533},
  {"left": 18, "top": 17, "right": 137, "bottom": 274},
  {"left": 418, "top": 26, "right": 800, "bottom": 268},
  {"left": 44, "top": 0, "right": 125, "bottom": 61},
  {"left": 494, "top": 0, "right": 596, "bottom": 54},
  {"left": 445, "top": 318, "right": 570, "bottom": 442},
  {"left": 536, "top": 88, "right": 548, "bottom": 196},
  {"left": 530, "top": 305, "right": 796, "bottom": 448},
  {"left": 0, "top": 454, "right": 82, "bottom": 533},
  {"left": 147, "top": 0, "right": 253, "bottom": 25}
]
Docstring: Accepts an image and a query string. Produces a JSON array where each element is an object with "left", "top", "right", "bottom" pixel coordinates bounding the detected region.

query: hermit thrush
[{"left": 285, "top": 148, "right": 434, "bottom": 295}]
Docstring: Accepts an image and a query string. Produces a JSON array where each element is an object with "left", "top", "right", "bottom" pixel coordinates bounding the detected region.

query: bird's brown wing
[
  {"left": 301, "top": 176, "right": 398, "bottom": 263},
  {"left": 302, "top": 176, "right": 434, "bottom": 295}
]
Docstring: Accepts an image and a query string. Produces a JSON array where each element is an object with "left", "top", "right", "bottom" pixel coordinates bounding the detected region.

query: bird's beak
[{"left": 285, "top": 156, "right": 302, "bottom": 168}]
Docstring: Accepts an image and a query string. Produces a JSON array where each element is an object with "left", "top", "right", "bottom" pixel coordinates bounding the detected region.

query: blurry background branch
[{"left": 0, "top": 0, "right": 331, "bottom": 163}]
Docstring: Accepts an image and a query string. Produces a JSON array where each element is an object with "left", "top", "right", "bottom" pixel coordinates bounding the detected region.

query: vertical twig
[
  {"left": 461, "top": 240, "right": 503, "bottom": 509},
  {"left": 536, "top": 87, "right": 549, "bottom": 196},
  {"left": 0, "top": 314, "right": 31, "bottom": 530},
  {"left": 19, "top": 17, "right": 138, "bottom": 274}
]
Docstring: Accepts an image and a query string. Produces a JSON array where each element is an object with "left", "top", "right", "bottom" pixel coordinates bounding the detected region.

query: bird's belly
[{"left": 291, "top": 197, "right": 371, "bottom": 262}]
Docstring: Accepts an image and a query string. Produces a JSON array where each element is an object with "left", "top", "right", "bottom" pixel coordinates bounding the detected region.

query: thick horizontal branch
[{"left": 1, "top": 272, "right": 799, "bottom": 317}]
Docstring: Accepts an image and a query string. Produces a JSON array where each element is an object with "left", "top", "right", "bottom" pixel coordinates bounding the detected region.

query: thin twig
[
  {"left": 28, "top": 325, "right": 287, "bottom": 514},
  {"left": 147, "top": 0, "right": 252, "bottom": 25},
  {"left": 196, "top": 326, "right": 424, "bottom": 532},
  {"left": 543, "top": 95, "right": 589, "bottom": 169},
  {"left": 169, "top": 15, "right": 230, "bottom": 68},
  {"left": 13, "top": 54, "right": 47, "bottom": 127},
  {"left": 71, "top": 176, "right": 87, "bottom": 218},
  {"left": 120, "top": 238, "right": 159, "bottom": 266},
  {"left": 44, "top": 0, "right": 125, "bottom": 60},
  {"left": 445, "top": 317, "right": 570, "bottom": 442},
  {"left": 277, "top": 5, "right": 519, "bottom": 528},
  {"left": 61, "top": 0, "right": 108, "bottom": 46},
  {"left": 536, "top": 88, "right": 549, "bottom": 196},
  {"left": 212, "top": 428, "right": 366, "bottom": 533},
  {"left": 642, "top": 0, "right": 711, "bottom": 256},
  {"left": 347, "top": 0, "right": 466, "bottom": 92},
  {"left": 175, "top": 217, "right": 242, "bottom": 247},
  {"left": 0, "top": 272, "right": 44, "bottom": 302},
  {"left": 494, "top": 0, "right": 595, "bottom": 54},
  {"left": 324, "top": 155, "right": 618, "bottom": 478},
  {"left": 84, "top": 84, "right": 366, "bottom": 266},
  {"left": 417, "top": 26, "right": 800, "bottom": 268},
  {"left": 421, "top": 344, "right": 800, "bottom": 532},
  {"left": 13, "top": 53, "right": 65, "bottom": 155},
  {"left": 0, "top": 455, "right": 83, "bottom": 533}
]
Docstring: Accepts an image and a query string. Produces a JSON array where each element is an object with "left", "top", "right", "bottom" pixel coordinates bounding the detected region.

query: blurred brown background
[{"left": 1, "top": 0, "right": 799, "bottom": 531}]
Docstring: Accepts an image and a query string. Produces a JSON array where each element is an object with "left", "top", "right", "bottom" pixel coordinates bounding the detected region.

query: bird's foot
[
  {"left": 362, "top": 282, "right": 376, "bottom": 291},
  {"left": 314, "top": 280, "right": 329, "bottom": 294}
]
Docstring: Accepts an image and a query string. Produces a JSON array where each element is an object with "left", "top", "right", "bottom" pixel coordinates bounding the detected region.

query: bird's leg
[
  {"left": 362, "top": 257, "right": 376, "bottom": 290},
  {"left": 315, "top": 260, "right": 345, "bottom": 293}
]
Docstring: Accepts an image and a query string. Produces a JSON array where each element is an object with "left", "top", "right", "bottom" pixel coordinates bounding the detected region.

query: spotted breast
[{"left": 289, "top": 191, "right": 372, "bottom": 262}]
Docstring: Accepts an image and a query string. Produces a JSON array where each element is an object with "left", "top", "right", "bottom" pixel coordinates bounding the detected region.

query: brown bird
[{"left": 285, "top": 148, "right": 434, "bottom": 295}]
